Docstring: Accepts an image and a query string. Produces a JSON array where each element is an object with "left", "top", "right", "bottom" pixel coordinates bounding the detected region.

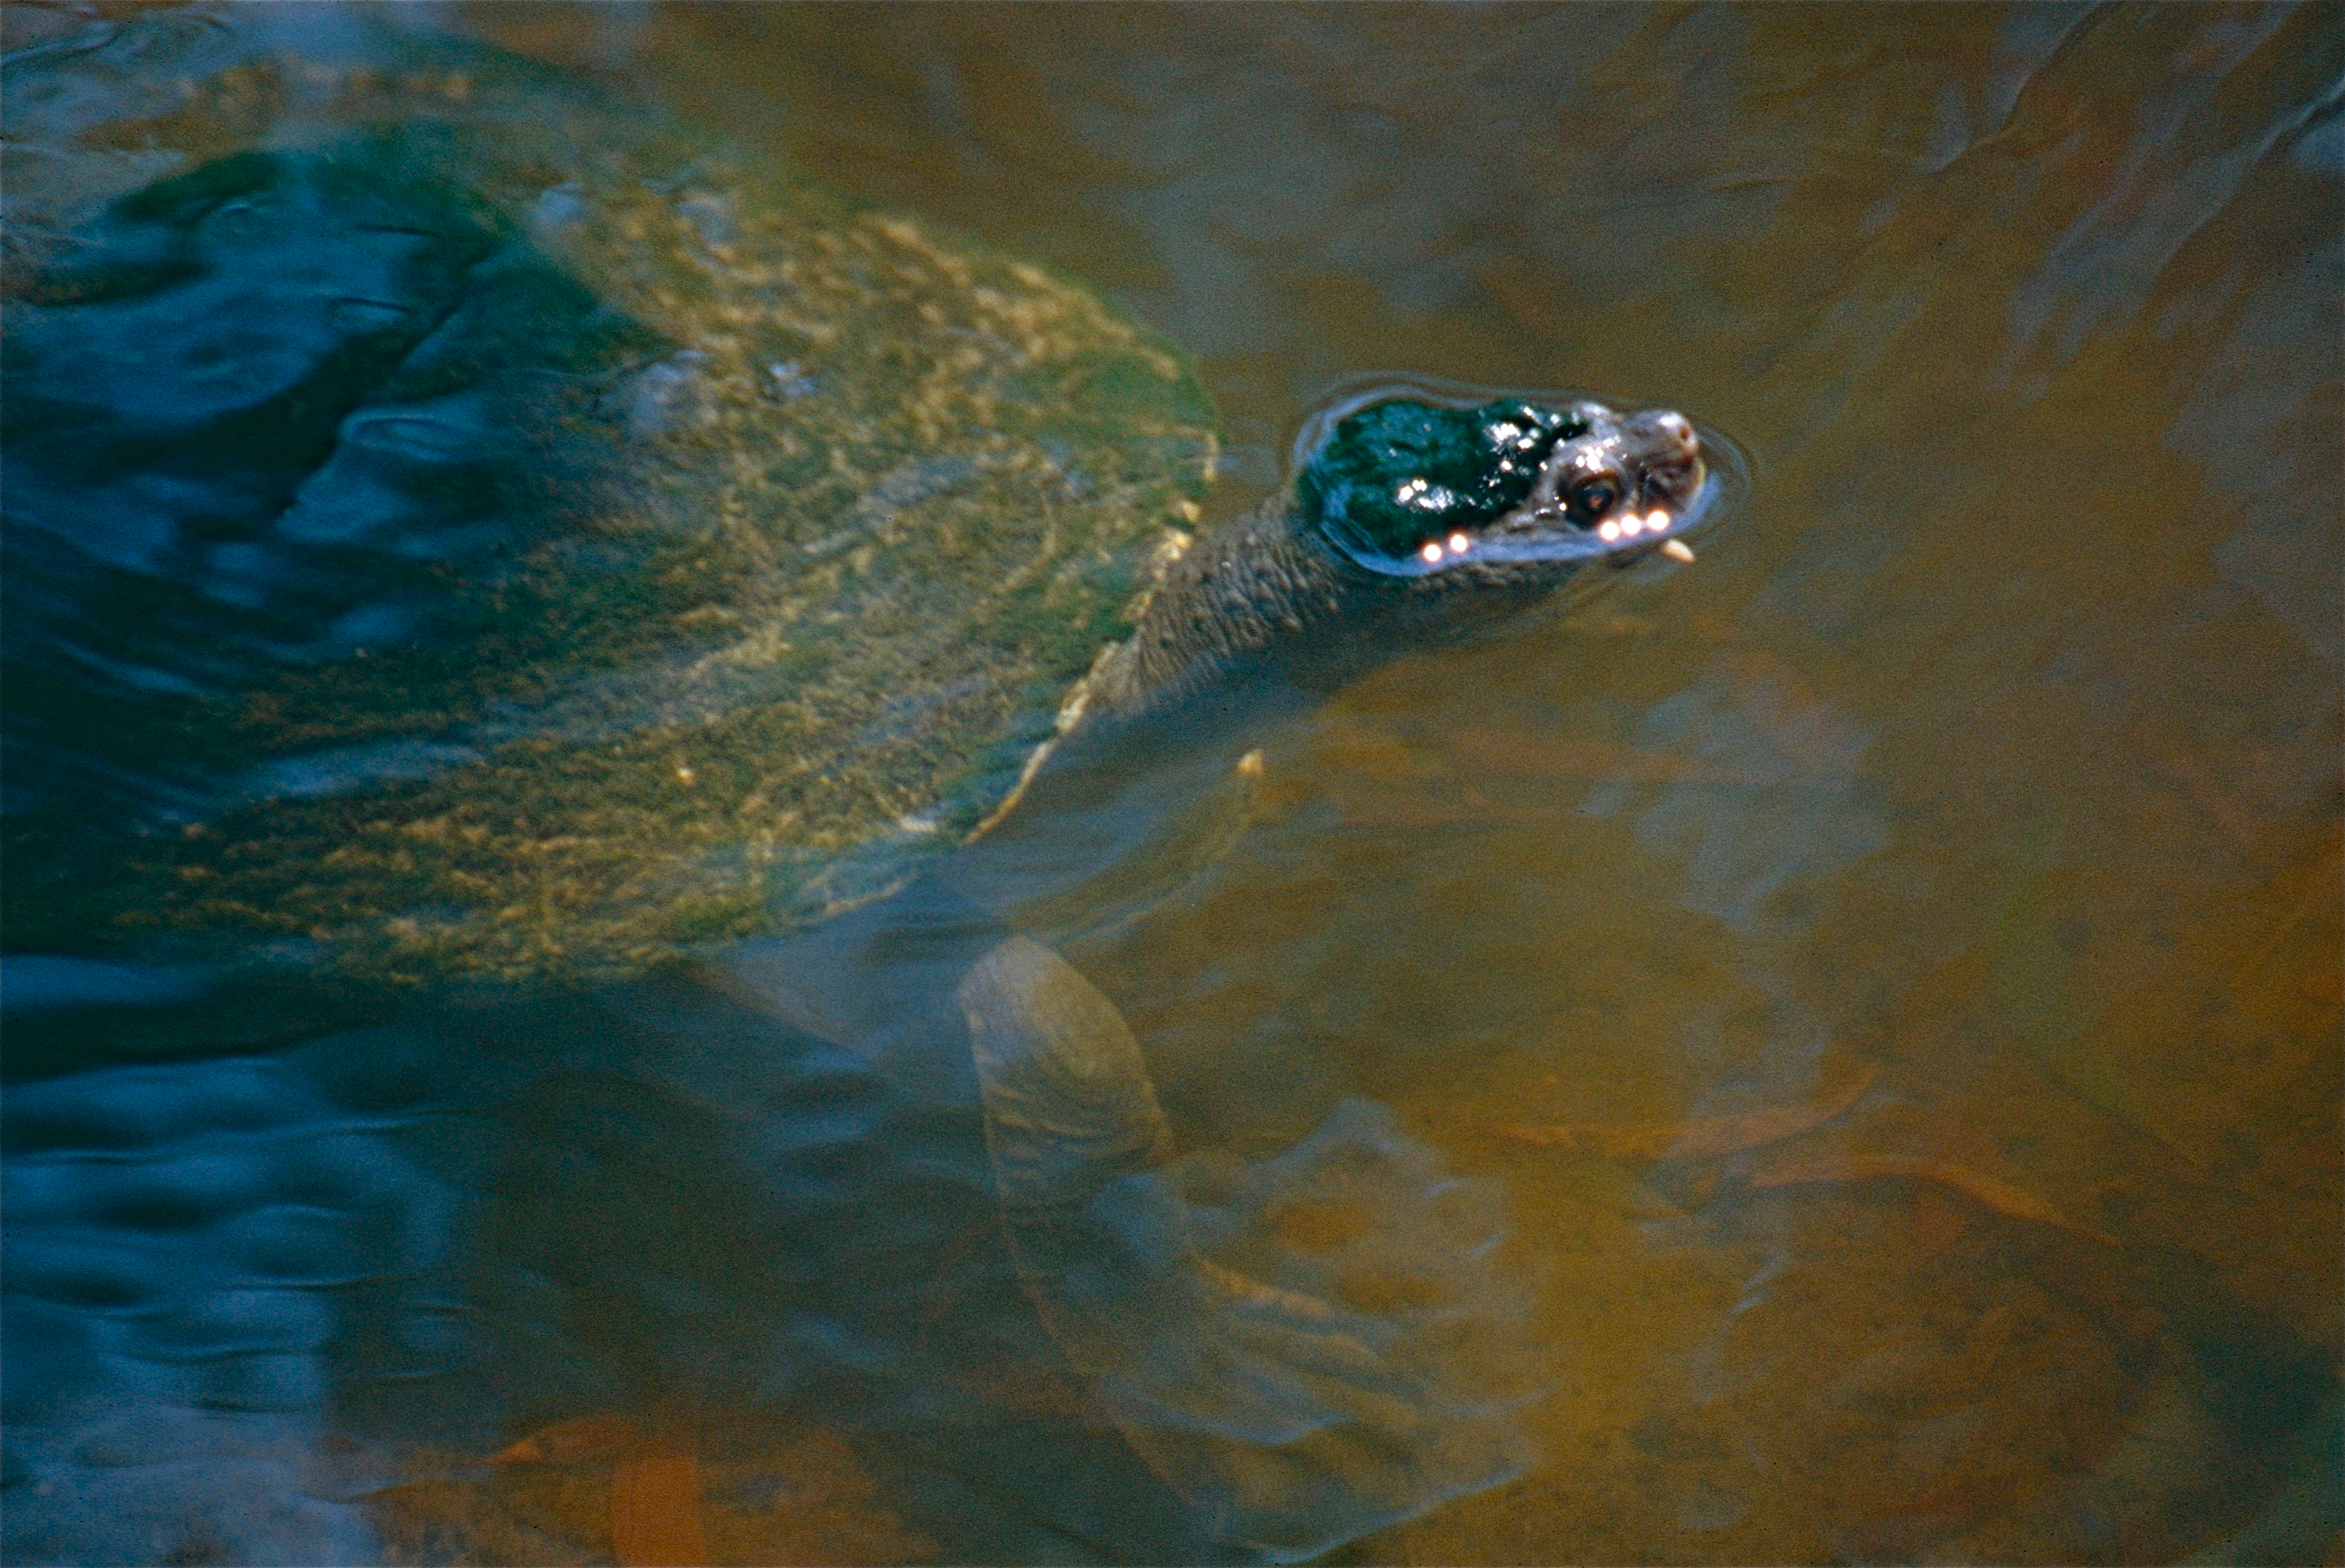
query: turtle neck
[{"left": 1078, "top": 500, "right": 1366, "bottom": 729}]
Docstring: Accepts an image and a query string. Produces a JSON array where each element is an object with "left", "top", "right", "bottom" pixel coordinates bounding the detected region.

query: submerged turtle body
[
  {"left": 2, "top": 10, "right": 1743, "bottom": 1568},
  {"left": 4, "top": 5, "right": 1214, "bottom": 981}
]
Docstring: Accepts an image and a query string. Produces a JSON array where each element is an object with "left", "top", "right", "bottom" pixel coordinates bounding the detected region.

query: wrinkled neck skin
[
  {"left": 726, "top": 500, "right": 1542, "bottom": 1073},
  {"left": 1082, "top": 499, "right": 1368, "bottom": 726},
  {"left": 1082, "top": 495, "right": 1547, "bottom": 732},
  {"left": 904, "top": 503, "right": 1348, "bottom": 952},
  {"left": 936, "top": 499, "right": 1558, "bottom": 927}
]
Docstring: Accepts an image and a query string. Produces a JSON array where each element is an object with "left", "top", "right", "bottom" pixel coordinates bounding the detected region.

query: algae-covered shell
[{"left": 1, "top": 6, "right": 1216, "bottom": 981}]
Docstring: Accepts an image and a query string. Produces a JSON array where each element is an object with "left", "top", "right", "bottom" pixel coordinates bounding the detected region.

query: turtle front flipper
[{"left": 959, "top": 937, "right": 1541, "bottom": 1563}]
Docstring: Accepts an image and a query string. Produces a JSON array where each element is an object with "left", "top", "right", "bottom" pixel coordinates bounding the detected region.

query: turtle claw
[{"left": 961, "top": 938, "right": 1542, "bottom": 1561}]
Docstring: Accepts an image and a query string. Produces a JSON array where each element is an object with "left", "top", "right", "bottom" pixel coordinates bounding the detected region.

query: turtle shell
[{"left": 1, "top": 6, "right": 1215, "bottom": 982}]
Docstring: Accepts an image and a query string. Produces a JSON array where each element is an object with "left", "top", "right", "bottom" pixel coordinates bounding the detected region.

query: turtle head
[
  {"left": 1295, "top": 390, "right": 1732, "bottom": 591},
  {"left": 1082, "top": 385, "right": 1740, "bottom": 728}
]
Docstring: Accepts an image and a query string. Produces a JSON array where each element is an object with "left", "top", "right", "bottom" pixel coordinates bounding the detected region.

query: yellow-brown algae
[
  {"left": 1497, "top": 1060, "right": 1878, "bottom": 1161},
  {"left": 1744, "top": 1150, "right": 2116, "bottom": 1247}
]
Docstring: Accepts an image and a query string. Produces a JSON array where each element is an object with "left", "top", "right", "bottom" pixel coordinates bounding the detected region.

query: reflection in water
[{"left": 6, "top": 2, "right": 2342, "bottom": 1564}]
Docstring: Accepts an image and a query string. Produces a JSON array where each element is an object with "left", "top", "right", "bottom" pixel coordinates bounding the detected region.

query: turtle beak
[
  {"left": 1600, "top": 409, "right": 1707, "bottom": 567},
  {"left": 1631, "top": 409, "right": 1704, "bottom": 514}
]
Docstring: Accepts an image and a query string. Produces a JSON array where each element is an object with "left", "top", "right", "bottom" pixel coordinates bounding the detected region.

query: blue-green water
[{"left": 4, "top": 4, "right": 2338, "bottom": 1563}]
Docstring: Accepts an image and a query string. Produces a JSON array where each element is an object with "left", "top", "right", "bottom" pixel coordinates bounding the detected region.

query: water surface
[{"left": 5, "top": 4, "right": 2339, "bottom": 1564}]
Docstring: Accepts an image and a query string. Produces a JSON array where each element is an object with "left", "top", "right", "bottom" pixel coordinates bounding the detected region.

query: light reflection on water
[{"left": 5, "top": 3, "right": 2340, "bottom": 1564}]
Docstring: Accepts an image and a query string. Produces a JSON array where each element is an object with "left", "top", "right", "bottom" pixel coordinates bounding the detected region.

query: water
[{"left": 4, "top": 4, "right": 2340, "bottom": 1563}]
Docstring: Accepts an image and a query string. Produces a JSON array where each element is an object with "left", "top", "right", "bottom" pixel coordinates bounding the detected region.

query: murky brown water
[{"left": 6, "top": 4, "right": 2339, "bottom": 1564}]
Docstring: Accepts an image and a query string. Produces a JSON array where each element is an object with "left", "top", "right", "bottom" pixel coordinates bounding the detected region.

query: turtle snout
[{"left": 1627, "top": 409, "right": 1704, "bottom": 511}]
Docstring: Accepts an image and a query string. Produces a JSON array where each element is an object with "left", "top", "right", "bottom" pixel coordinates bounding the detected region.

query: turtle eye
[{"left": 1567, "top": 476, "right": 1621, "bottom": 522}]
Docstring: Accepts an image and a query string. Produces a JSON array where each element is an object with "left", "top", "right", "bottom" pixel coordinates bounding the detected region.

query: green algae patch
[{"left": 2, "top": 14, "right": 1216, "bottom": 983}]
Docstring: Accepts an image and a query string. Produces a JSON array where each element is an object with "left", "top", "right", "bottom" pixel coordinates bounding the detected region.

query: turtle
[{"left": 0, "top": 7, "right": 1742, "bottom": 1565}]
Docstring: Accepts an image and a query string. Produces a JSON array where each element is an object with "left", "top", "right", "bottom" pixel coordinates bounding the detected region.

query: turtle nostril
[{"left": 1650, "top": 412, "right": 1699, "bottom": 462}]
